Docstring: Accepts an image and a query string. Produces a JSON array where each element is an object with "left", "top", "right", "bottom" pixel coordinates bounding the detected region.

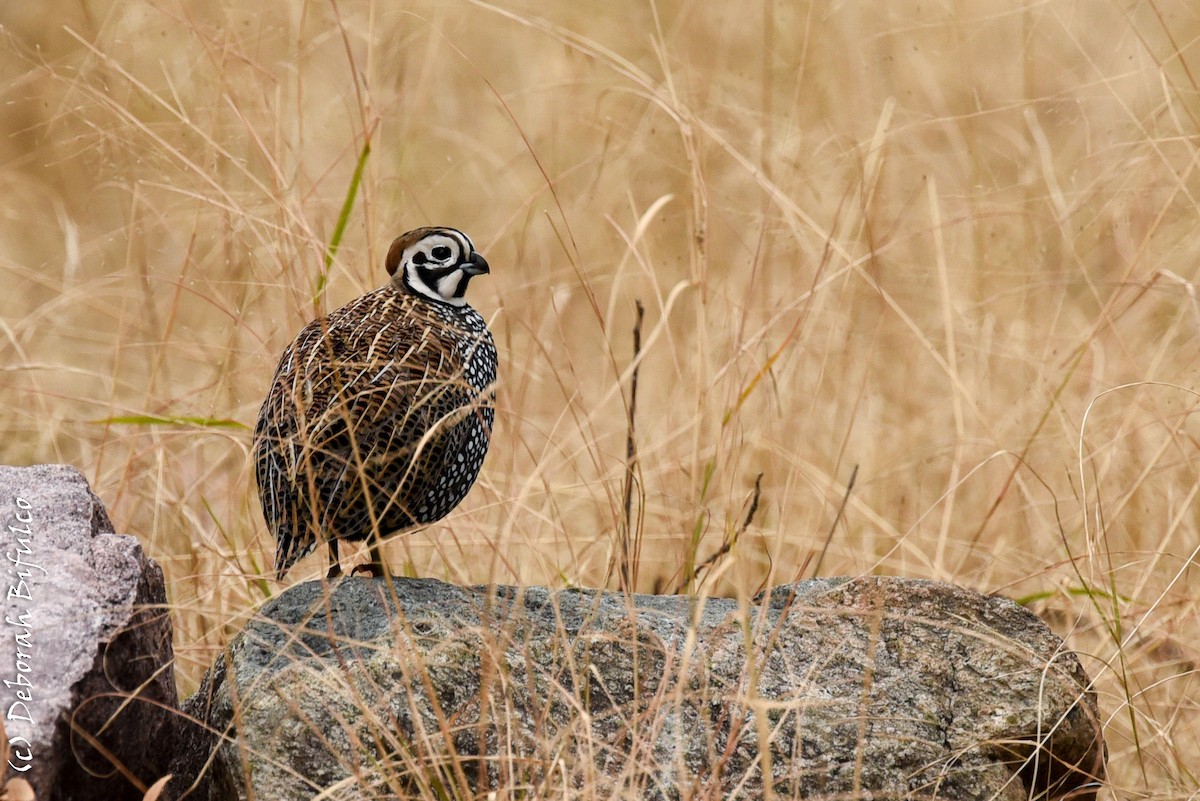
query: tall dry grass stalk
[{"left": 0, "top": 1, "right": 1197, "bottom": 796}]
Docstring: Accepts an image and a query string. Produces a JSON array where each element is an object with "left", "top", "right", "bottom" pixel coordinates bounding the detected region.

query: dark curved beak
[{"left": 461, "top": 251, "right": 490, "bottom": 276}]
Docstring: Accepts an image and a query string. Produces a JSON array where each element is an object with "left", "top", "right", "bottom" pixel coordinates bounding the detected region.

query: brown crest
[{"left": 385, "top": 227, "right": 438, "bottom": 276}]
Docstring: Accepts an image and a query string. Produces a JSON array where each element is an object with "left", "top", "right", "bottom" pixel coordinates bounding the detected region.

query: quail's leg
[
  {"left": 351, "top": 541, "right": 388, "bottom": 578},
  {"left": 326, "top": 538, "right": 343, "bottom": 579}
]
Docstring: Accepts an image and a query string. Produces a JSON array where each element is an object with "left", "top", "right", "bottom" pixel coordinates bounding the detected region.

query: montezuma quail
[{"left": 253, "top": 227, "right": 497, "bottom": 579}]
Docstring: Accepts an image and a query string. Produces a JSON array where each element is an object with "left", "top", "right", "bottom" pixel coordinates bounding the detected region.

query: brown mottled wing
[{"left": 253, "top": 288, "right": 476, "bottom": 577}]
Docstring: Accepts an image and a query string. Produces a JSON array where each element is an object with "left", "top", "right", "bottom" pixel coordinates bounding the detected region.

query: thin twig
[
  {"left": 810, "top": 464, "right": 857, "bottom": 578},
  {"left": 688, "top": 472, "right": 764, "bottom": 591},
  {"left": 619, "top": 300, "right": 645, "bottom": 592}
]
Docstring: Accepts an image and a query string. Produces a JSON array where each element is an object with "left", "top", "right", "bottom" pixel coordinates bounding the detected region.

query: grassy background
[{"left": 1, "top": 0, "right": 1198, "bottom": 796}]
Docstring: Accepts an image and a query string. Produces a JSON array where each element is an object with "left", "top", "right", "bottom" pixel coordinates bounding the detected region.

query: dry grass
[{"left": 1, "top": 0, "right": 1197, "bottom": 797}]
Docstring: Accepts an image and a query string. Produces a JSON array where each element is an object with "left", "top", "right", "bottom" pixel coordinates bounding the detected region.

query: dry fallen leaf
[
  {"left": 2, "top": 778, "right": 36, "bottom": 801},
  {"left": 142, "top": 774, "right": 172, "bottom": 801}
]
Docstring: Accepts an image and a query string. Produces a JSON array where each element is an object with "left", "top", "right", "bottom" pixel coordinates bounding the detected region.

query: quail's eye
[{"left": 431, "top": 246, "right": 452, "bottom": 261}]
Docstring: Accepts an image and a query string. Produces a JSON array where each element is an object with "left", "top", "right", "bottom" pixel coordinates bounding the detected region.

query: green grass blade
[
  {"left": 94, "top": 415, "right": 249, "bottom": 429},
  {"left": 316, "top": 138, "right": 372, "bottom": 302}
]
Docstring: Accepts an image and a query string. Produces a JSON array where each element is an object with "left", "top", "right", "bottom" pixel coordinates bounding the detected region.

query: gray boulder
[
  {"left": 174, "top": 576, "right": 1104, "bottom": 800},
  {"left": 0, "top": 464, "right": 176, "bottom": 800}
]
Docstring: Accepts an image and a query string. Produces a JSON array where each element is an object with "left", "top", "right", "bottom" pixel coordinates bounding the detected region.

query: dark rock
[
  {"left": 0, "top": 464, "right": 176, "bottom": 800},
  {"left": 173, "top": 576, "right": 1104, "bottom": 800}
]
